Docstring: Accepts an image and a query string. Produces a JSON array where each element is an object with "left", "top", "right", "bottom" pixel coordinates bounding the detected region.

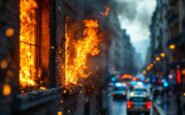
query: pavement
[{"left": 153, "top": 93, "right": 179, "bottom": 115}]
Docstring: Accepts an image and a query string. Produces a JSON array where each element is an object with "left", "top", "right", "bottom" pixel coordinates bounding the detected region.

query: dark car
[
  {"left": 112, "top": 86, "right": 127, "bottom": 99},
  {"left": 127, "top": 95, "right": 152, "bottom": 115}
]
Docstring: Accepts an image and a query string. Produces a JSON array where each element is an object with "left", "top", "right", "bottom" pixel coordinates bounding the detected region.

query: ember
[{"left": 100, "top": 6, "right": 110, "bottom": 16}]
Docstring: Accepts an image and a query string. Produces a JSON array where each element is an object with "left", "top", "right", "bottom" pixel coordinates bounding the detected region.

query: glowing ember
[
  {"left": 65, "top": 19, "right": 101, "bottom": 86},
  {"left": 19, "top": 0, "right": 37, "bottom": 87},
  {"left": 100, "top": 6, "right": 110, "bottom": 16},
  {"left": 39, "top": 86, "right": 47, "bottom": 90},
  {"left": 2, "top": 84, "right": 11, "bottom": 96}
]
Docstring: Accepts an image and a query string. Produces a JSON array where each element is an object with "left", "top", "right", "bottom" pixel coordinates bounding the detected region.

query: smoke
[
  {"left": 115, "top": 0, "right": 137, "bottom": 22},
  {"left": 115, "top": 0, "right": 155, "bottom": 28},
  {"left": 137, "top": 6, "right": 151, "bottom": 28},
  {"left": 113, "top": 0, "right": 156, "bottom": 61}
]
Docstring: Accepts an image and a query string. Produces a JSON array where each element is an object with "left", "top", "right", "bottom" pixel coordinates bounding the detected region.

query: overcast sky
[{"left": 115, "top": 0, "right": 156, "bottom": 61}]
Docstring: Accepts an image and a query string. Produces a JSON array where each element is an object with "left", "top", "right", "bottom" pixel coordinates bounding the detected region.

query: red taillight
[
  {"left": 127, "top": 101, "right": 133, "bottom": 108},
  {"left": 145, "top": 101, "right": 151, "bottom": 109}
]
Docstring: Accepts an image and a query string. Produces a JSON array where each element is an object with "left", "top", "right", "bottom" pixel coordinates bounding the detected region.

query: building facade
[
  {"left": 146, "top": 1, "right": 185, "bottom": 112},
  {"left": 108, "top": 27, "right": 138, "bottom": 76},
  {"left": 0, "top": 0, "right": 113, "bottom": 115}
]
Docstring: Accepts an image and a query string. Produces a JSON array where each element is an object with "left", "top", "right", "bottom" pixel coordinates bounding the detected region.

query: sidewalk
[
  {"left": 165, "top": 95, "right": 177, "bottom": 115},
  {"left": 154, "top": 94, "right": 177, "bottom": 115}
]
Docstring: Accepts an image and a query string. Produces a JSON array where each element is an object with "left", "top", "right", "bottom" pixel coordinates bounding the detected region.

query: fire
[
  {"left": 100, "top": 6, "right": 110, "bottom": 16},
  {"left": 65, "top": 19, "right": 101, "bottom": 86},
  {"left": 19, "top": 0, "right": 37, "bottom": 87}
]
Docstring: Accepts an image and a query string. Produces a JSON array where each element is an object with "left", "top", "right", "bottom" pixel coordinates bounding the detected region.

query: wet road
[
  {"left": 108, "top": 97, "right": 127, "bottom": 115},
  {"left": 108, "top": 88, "right": 156, "bottom": 115},
  {"left": 108, "top": 87, "right": 128, "bottom": 115}
]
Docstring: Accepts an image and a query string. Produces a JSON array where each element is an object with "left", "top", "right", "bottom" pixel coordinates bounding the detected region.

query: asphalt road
[
  {"left": 108, "top": 98, "right": 127, "bottom": 115},
  {"left": 108, "top": 87, "right": 156, "bottom": 115}
]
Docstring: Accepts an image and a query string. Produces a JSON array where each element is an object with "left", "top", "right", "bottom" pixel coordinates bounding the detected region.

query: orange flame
[
  {"left": 65, "top": 19, "right": 101, "bottom": 86},
  {"left": 19, "top": 0, "right": 37, "bottom": 87},
  {"left": 100, "top": 6, "right": 110, "bottom": 16}
]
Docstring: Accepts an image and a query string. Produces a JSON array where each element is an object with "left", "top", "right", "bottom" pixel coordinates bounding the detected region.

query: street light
[
  {"left": 147, "top": 66, "right": 151, "bottom": 70},
  {"left": 142, "top": 70, "right": 147, "bottom": 75},
  {"left": 169, "top": 44, "right": 176, "bottom": 50},
  {"left": 156, "top": 57, "right": 161, "bottom": 62},
  {"left": 160, "top": 52, "right": 165, "bottom": 58},
  {"left": 150, "top": 63, "right": 154, "bottom": 68},
  {"left": 182, "top": 69, "right": 185, "bottom": 75}
]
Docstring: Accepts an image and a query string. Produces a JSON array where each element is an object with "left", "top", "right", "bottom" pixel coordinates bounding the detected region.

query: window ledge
[{"left": 14, "top": 88, "right": 61, "bottom": 111}]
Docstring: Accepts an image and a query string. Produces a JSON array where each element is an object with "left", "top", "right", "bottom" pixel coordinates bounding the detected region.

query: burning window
[
  {"left": 19, "top": 0, "right": 50, "bottom": 90},
  {"left": 64, "top": 17, "right": 102, "bottom": 86}
]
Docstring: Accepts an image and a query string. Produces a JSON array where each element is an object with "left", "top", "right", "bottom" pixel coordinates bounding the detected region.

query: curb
[{"left": 153, "top": 103, "right": 166, "bottom": 115}]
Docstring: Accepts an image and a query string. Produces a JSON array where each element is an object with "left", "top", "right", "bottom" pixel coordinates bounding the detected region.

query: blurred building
[
  {"left": 145, "top": 0, "right": 185, "bottom": 113},
  {"left": 134, "top": 52, "right": 143, "bottom": 74},
  {"left": 147, "top": 0, "right": 185, "bottom": 79},
  {"left": 146, "top": 0, "right": 185, "bottom": 90},
  {"left": 167, "top": 0, "right": 185, "bottom": 76},
  {"left": 146, "top": 0, "right": 169, "bottom": 79},
  {"left": 108, "top": 27, "right": 138, "bottom": 75}
]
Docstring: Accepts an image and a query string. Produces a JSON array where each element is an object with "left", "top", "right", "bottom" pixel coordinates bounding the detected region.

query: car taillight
[
  {"left": 145, "top": 101, "right": 151, "bottom": 109},
  {"left": 127, "top": 101, "right": 132, "bottom": 108}
]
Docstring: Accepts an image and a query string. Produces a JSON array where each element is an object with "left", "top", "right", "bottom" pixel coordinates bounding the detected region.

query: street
[
  {"left": 108, "top": 87, "right": 156, "bottom": 115},
  {"left": 108, "top": 97, "right": 127, "bottom": 115},
  {"left": 1, "top": 0, "right": 185, "bottom": 115}
]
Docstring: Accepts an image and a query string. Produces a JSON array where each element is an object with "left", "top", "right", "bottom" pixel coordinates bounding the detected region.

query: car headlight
[{"left": 130, "top": 92, "right": 134, "bottom": 97}]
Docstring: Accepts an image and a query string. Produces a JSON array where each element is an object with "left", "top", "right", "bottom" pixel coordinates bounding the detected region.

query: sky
[{"left": 115, "top": 0, "right": 157, "bottom": 61}]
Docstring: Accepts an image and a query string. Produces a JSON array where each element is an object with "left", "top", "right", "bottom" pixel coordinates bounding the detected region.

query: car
[
  {"left": 132, "top": 87, "right": 150, "bottom": 97},
  {"left": 112, "top": 86, "right": 127, "bottom": 99},
  {"left": 126, "top": 95, "right": 152, "bottom": 115}
]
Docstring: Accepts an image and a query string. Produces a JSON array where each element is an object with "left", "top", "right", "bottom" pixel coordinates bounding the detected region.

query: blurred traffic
[{"left": 108, "top": 73, "right": 173, "bottom": 115}]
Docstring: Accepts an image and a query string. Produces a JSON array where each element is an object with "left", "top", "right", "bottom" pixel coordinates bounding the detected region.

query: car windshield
[
  {"left": 130, "top": 97, "right": 147, "bottom": 102},
  {"left": 133, "top": 88, "right": 147, "bottom": 92},
  {"left": 114, "top": 87, "right": 126, "bottom": 91}
]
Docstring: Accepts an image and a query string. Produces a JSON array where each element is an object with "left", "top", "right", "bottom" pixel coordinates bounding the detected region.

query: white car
[{"left": 127, "top": 94, "right": 152, "bottom": 115}]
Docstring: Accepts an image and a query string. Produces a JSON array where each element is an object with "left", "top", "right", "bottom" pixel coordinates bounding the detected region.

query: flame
[
  {"left": 100, "top": 6, "right": 110, "bottom": 16},
  {"left": 65, "top": 19, "right": 101, "bottom": 86},
  {"left": 19, "top": 0, "right": 37, "bottom": 87}
]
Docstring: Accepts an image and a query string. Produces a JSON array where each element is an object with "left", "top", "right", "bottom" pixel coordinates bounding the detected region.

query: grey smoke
[
  {"left": 115, "top": 0, "right": 152, "bottom": 28},
  {"left": 137, "top": 7, "right": 151, "bottom": 28},
  {"left": 115, "top": 0, "right": 137, "bottom": 22}
]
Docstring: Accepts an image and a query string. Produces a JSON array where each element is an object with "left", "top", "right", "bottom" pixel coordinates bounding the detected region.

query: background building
[
  {"left": 145, "top": 0, "right": 185, "bottom": 113},
  {"left": 108, "top": 28, "right": 139, "bottom": 76}
]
